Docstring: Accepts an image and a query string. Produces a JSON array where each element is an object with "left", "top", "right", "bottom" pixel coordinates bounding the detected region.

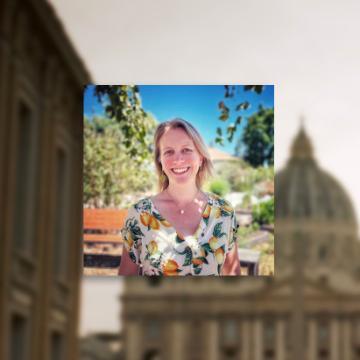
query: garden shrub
[
  {"left": 208, "top": 178, "right": 231, "bottom": 197},
  {"left": 252, "top": 197, "right": 274, "bottom": 225}
]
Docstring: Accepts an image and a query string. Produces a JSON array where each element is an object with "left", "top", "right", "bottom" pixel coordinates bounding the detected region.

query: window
[
  {"left": 146, "top": 320, "right": 160, "bottom": 340},
  {"left": 317, "top": 320, "right": 329, "bottom": 359},
  {"left": 53, "top": 148, "right": 69, "bottom": 278},
  {"left": 13, "top": 102, "right": 37, "bottom": 254},
  {"left": 352, "top": 318, "right": 360, "bottom": 352},
  {"left": 143, "top": 349, "right": 161, "bottom": 360},
  {"left": 10, "top": 314, "right": 28, "bottom": 360},
  {"left": 222, "top": 346, "right": 238, "bottom": 360},
  {"left": 263, "top": 320, "right": 275, "bottom": 359},
  {"left": 318, "top": 245, "right": 328, "bottom": 261},
  {"left": 186, "top": 320, "right": 204, "bottom": 358},
  {"left": 223, "top": 319, "right": 238, "bottom": 343},
  {"left": 221, "top": 319, "right": 239, "bottom": 359},
  {"left": 50, "top": 331, "right": 64, "bottom": 360}
]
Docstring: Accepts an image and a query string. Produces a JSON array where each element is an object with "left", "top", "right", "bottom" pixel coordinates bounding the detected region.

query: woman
[{"left": 119, "top": 118, "right": 241, "bottom": 276}]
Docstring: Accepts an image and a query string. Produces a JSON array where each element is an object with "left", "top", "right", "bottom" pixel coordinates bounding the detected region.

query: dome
[{"left": 275, "top": 127, "right": 357, "bottom": 226}]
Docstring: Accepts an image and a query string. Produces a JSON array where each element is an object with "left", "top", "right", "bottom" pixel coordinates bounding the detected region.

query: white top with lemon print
[{"left": 121, "top": 193, "right": 238, "bottom": 276}]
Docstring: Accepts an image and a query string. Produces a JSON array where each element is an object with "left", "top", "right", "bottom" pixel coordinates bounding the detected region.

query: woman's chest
[
  {"left": 155, "top": 205, "right": 204, "bottom": 237},
  {"left": 139, "top": 215, "right": 230, "bottom": 276},
  {"left": 141, "top": 227, "right": 220, "bottom": 276},
  {"left": 166, "top": 214, "right": 202, "bottom": 237}
]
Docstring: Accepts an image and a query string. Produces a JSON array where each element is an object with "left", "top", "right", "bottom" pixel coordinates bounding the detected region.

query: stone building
[
  {"left": 0, "top": 0, "right": 90, "bottom": 359},
  {"left": 121, "top": 127, "right": 360, "bottom": 360},
  {"left": 80, "top": 332, "right": 124, "bottom": 360}
]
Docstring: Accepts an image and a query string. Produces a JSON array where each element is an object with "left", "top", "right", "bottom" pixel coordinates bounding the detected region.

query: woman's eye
[
  {"left": 164, "top": 150, "right": 173, "bottom": 156},
  {"left": 183, "top": 148, "right": 193, "bottom": 153}
]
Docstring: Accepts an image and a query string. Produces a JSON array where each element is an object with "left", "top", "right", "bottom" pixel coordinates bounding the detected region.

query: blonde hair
[{"left": 154, "top": 118, "right": 213, "bottom": 191}]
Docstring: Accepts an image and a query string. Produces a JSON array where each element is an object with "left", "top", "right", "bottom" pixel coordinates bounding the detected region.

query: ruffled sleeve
[
  {"left": 121, "top": 206, "right": 144, "bottom": 265},
  {"left": 228, "top": 208, "right": 238, "bottom": 252}
]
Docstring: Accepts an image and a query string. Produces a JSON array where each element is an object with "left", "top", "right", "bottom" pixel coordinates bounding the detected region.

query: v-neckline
[{"left": 148, "top": 193, "right": 211, "bottom": 238}]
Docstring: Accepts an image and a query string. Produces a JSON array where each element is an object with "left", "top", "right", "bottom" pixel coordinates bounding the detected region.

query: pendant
[{"left": 180, "top": 209, "right": 185, "bottom": 215}]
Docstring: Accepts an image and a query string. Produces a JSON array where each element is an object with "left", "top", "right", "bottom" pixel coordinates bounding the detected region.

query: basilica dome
[{"left": 275, "top": 127, "right": 357, "bottom": 227}]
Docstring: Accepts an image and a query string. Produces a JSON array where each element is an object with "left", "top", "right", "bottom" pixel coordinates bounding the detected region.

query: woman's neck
[{"left": 165, "top": 184, "right": 201, "bottom": 206}]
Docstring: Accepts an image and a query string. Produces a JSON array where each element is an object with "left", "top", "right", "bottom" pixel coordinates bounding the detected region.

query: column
[
  {"left": 342, "top": 319, "right": 351, "bottom": 360},
  {"left": 276, "top": 319, "right": 286, "bottom": 360},
  {"left": 241, "top": 319, "right": 251, "bottom": 360},
  {"left": 254, "top": 318, "right": 263, "bottom": 360},
  {"left": 330, "top": 318, "right": 339, "bottom": 360},
  {"left": 126, "top": 321, "right": 142, "bottom": 360},
  {"left": 307, "top": 318, "right": 317, "bottom": 360},
  {"left": 206, "top": 319, "right": 219, "bottom": 360},
  {"left": 170, "top": 320, "right": 185, "bottom": 360}
]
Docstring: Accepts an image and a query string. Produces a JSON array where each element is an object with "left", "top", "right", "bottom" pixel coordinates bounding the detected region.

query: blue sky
[{"left": 84, "top": 85, "right": 274, "bottom": 155}]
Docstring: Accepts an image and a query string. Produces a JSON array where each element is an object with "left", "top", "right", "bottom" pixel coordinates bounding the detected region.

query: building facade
[
  {"left": 0, "top": 0, "right": 90, "bottom": 359},
  {"left": 121, "top": 127, "right": 360, "bottom": 360}
]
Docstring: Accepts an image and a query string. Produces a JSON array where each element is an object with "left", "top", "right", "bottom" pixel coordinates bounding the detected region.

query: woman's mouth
[{"left": 171, "top": 167, "right": 190, "bottom": 175}]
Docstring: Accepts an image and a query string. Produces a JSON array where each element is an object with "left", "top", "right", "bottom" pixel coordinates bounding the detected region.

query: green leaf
[
  {"left": 176, "top": 235, "right": 185, "bottom": 244},
  {"left": 226, "top": 124, "right": 236, "bottom": 134},
  {"left": 219, "top": 112, "right": 229, "bottom": 121},
  {"left": 201, "top": 243, "right": 212, "bottom": 255},
  {"left": 153, "top": 212, "right": 165, "bottom": 221},
  {"left": 129, "top": 251, "right": 137, "bottom": 263},
  {"left": 215, "top": 137, "right": 224, "bottom": 146},
  {"left": 213, "top": 222, "right": 224, "bottom": 238},
  {"left": 220, "top": 208, "right": 231, "bottom": 217},
  {"left": 236, "top": 102, "right": 250, "bottom": 111},
  {"left": 203, "top": 216, "right": 209, "bottom": 226},
  {"left": 224, "top": 85, "right": 230, "bottom": 98},
  {"left": 181, "top": 247, "right": 193, "bottom": 266},
  {"left": 244, "top": 85, "right": 264, "bottom": 94}
]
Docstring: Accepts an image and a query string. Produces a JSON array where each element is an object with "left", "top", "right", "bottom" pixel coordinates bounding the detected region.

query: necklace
[{"left": 166, "top": 189, "right": 201, "bottom": 215}]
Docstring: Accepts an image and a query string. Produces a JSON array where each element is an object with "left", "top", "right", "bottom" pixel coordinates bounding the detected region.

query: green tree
[
  {"left": 235, "top": 106, "right": 274, "bottom": 167},
  {"left": 215, "top": 85, "right": 265, "bottom": 146},
  {"left": 94, "top": 85, "right": 153, "bottom": 161},
  {"left": 252, "top": 197, "right": 274, "bottom": 225},
  {"left": 208, "top": 178, "right": 231, "bottom": 197},
  {"left": 84, "top": 115, "right": 157, "bottom": 207}
]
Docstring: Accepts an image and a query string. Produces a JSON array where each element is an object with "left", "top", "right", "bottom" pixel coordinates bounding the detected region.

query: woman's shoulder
[
  {"left": 123, "top": 197, "right": 153, "bottom": 231},
  {"left": 206, "top": 192, "right": 234, "bottom": 212},
  {"left": 128, "top": 197, "right": 153, "bottom": 214}
]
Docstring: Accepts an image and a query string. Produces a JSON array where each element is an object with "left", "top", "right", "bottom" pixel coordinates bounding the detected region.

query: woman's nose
[{"left": 173, "top": 152, "right": 185, "bottom": 163}]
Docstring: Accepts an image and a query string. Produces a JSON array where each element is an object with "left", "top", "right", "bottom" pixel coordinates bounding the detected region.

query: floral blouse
[{"left": 120, "top": 193, "right": 238, "bottom": 276}]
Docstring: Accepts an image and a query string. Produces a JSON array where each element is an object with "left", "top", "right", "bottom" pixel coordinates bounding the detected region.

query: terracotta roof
[{"left": 208, "top": 147, "right": 238, "bottom": 162}]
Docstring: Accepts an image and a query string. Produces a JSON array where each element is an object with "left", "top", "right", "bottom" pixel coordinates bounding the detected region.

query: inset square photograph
[{"left": 83, "top": 85, "right": 274, "bottom": 276}]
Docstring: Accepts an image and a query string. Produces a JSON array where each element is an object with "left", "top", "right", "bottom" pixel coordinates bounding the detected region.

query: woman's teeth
[{"left": 172, "top": 167, "right": 189, "bottom": 174}]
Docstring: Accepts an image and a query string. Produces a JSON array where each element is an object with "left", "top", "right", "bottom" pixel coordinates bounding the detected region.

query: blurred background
[{"left": 1, "top": 0, "right": 360, "bottom": 359}]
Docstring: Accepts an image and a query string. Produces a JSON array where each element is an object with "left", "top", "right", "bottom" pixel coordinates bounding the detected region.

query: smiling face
[{"left": 159, "top": 127, "right": 203, "bottom": 187}]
